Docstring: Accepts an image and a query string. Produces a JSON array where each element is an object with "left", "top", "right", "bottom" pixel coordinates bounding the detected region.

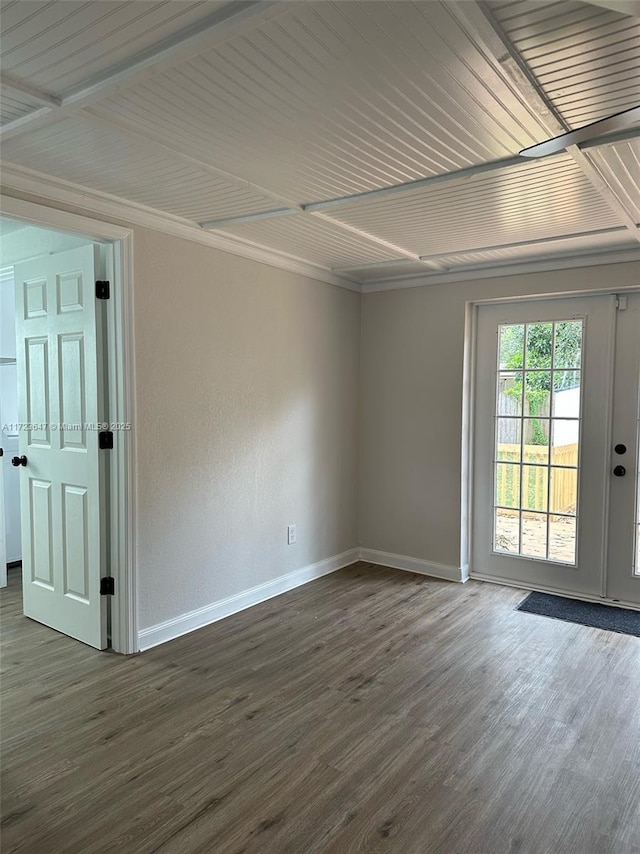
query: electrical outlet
[{"left": 287, "top": 524, "right": 297, "bottom": 545}]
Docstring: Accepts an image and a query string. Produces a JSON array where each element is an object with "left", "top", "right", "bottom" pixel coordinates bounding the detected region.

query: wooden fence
[{"left": 496, "top": 443, "right": 578, "bottom": 516}]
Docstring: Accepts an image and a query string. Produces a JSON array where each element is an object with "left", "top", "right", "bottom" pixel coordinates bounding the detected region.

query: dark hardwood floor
[{"left": 2, "top": 563, "right": 640, "bottom": 853}]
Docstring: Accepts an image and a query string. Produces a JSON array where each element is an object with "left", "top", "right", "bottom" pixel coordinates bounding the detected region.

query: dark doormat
[{"left": 517, "top": 591, "right": 640, "bottom": 637}]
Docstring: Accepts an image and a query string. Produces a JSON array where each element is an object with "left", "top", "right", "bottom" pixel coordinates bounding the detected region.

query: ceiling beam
[
  {"left": 567, "top": 144, "right": 640, "bottom": 234},
  {"left": 417, "top": 226, "right": 633, "bottom": 262},
  {"left": 2, "top": 0, "right": 636, "bottom": 274},
  {"left": 206, "top": 208, "right": 445, "bottom": 272},
  {"left": 0, "top": 74, "right": 61, "bottom": 108},
  {"left": 82, "top": 108, "right": 303, "bottom": 212},
  {"left": 309, "top": 212, "right": 448, "bottom": 271},
  {"left": 332, "top": 259, "right": 419, "bottom": 273},
  {"left": 452, "top": 1, "right": 640, "bottom": 242},
  {"left": 200, "top": 208, "right": 300, "bottom": 229},
  {"left": 582, "top": 0, "right": 640, "bottom": 15},
  {"left": 95, "top": 107, "right": 635, "bottom": 227},
  {"left": 3, "top": 0, "right": 637, "bottom": 235},
  {"left": 0, "top": 0, "right": 287, "bottom": 142},
  {"left": 299, "top": 124, "right": 639, "bottom": 214},
  {"left": 304, "top": 155, "right": 525, "bottom": 212}
]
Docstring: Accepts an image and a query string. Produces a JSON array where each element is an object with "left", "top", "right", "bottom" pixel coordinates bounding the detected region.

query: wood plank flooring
[{"left": 2, "top": 562, "right": 640, "bottom": 854}]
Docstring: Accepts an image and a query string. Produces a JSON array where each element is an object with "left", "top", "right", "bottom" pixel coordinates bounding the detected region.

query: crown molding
[
  {"left": 0, "top": 161, "right": 361, "bottom": 293},
  {"left": 360, "top": 248, "right": 640, "bottom": 293}
]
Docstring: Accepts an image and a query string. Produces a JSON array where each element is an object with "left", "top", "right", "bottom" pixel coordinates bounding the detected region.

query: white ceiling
[
  {"left": 0, "top": 216, "right": 26, "bottom": 237},
  {"left": 0, "top": 217, "right": 92, "bottom": 264},
  {"left": 0, "top": 0, "right": 638, "bottom": 288}
]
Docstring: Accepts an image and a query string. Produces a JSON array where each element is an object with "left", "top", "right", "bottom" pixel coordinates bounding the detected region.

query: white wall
[
  {"left": 0, "top": 270, "right": 21, "bottom": 562},
  {"left": 359, "top": 261, "right": 640, "bottom": 572},
  {"left": 133, "top": 228, "right": 360, "bottom": 632},
  {"left": 1, "top": 270, "right": 18, "bottom": 427}
]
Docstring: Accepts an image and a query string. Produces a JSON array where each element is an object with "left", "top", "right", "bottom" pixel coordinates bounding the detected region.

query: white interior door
[
  {"left": 472, "top": 292, "right": 640, "bottom": 608},
  {"left": 14, "top": 245, "right": 108, "bottom": 648}
]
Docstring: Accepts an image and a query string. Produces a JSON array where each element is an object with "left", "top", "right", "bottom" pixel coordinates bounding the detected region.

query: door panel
[
  {"left": 473, "top": 292, "right": 640, "bottom": 609},
  {"left": 472, "top": 295, "right": 613, "bottom": 597},
  {"left": 25, "top": 336, "right": 51, "bottom": 447},
  {"left": 62, "top": 484, "right": 90, "bottom": 601},
  {"left": 15, "top": 245, "right": 107, "bottom": 648},
  {"left": 30, "top": 478, "right": 54, "bottom": 587},
  {"left": 606, "top": 293, "right": 640, "bottom": 605}
]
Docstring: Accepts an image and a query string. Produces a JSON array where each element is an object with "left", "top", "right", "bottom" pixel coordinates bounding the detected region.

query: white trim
[
  {"left": 0, "top": 193, "right": 131, "bottom": 241},
  {"left": 0, "top": 73, "right": 61, "bottom": 108},
  {"left": 138, "top": 548, "right": 360, "bottom": 651},
  {"left": 306, "top": 156, "right": 525, "bottom": 212},
  {"left": 360, "top": 249, "right": 640, "bottom": 293},
  {"left": 599, "top": 295, "right": 618, "bottom": 598},
  {"left": 417, "top": 227, "right": 632, "bottom": 262},
  {"left": 583, "top": 1, "right": 640, "bottom": 17},
  {"left": 468, "top": 284, "right": 640, "bottom": 307},
  {"left": 470, "top": 571, "right": 640, "bottom": 612},
  {"left": 460, "top": 300, "right": 477, "bottom": 579},
  {"left": 200, "top": 207, "right": 300, "bottom": 229},
  {"left": 0, "top": 163, "right": 360, "bottom": 293},
  {"left": 359, "top": 548, "right": 468, "bottom": 583},
  {"left": 0, "top": 195, "right": 137, "bottom": 654},
  {"left": 105, "top": 235, "right": 138, "bottom": 655},
  {"left": 310, "top": 210, "right": 426, "bottom": 265}
]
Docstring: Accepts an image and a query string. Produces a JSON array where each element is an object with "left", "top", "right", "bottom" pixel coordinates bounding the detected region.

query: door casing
[
  {"left": 1, "top": 195, "right": 137, "bottom": 652},
  {"left": 463, "top": 285, "right": 640, "bottom": 611}
]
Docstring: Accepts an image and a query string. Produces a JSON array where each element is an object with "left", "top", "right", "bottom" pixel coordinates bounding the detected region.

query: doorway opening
[{"left": 0, "top": 200, "right": 136, "bottom": 652}]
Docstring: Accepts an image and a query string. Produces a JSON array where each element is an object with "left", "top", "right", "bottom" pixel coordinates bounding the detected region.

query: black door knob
[
  {"left": 614, "top": 444, "right": 627, "bottom": 455},
  {"left": 613, "top": 465, "right": 626, "bottom": 477},
  {"left": 11, "top": 455, "right": 27, "bottom": 467}
]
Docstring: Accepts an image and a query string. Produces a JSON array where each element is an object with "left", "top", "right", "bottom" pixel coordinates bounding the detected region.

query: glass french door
[{"left": 472, "top": 292, "right": 640, "bottom": 607}]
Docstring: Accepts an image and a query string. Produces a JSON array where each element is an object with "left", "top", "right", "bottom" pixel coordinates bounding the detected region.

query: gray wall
[
  {"left": 133, "top": 228, "right": 361, "bottom": 630},
  {"left": 359, "top": 261, "right": 640, "bottom": 571}
]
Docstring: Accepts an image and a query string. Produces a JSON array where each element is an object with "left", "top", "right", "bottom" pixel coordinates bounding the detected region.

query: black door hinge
[
  {"left": 96, "top": 280, "right": 110, "bottom": 300},
  {"left": 99, "top": 430, "right": 114, "bottom": 450},
  {"left": 100, "top": 576, "right": 115, "bottom": 596}
]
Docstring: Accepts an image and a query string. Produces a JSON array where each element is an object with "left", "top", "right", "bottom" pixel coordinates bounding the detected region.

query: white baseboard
[
  {"left": 138, "top": 548, "right": 360, "bottom": 651},
  {"left": 138, "top": 546, "right": 468, "bottom": 651},
  {"left": 359, "top": 548, "right": 468, "bottom": 583}
]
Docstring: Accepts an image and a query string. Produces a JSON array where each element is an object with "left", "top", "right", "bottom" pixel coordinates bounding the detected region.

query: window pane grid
[
  {"left": 495, "top": 506, "right": 577, "bottom": 519},
  {"left": 494, "top": 319, "right": 583, "bottom": 564},
  {"left": 493, "top": 461, "right": 579, "bottom": 471}
]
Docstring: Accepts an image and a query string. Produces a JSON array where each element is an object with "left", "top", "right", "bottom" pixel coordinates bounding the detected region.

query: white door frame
[
  {"left": 0, "top": 194, "right": 137, "bottom": 653},
  {"left": 462, "top": 283, "right": 640, "bottom": 608}
]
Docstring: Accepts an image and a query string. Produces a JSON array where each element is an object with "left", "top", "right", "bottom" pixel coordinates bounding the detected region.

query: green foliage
[{"left": 499, "top": 322, "right": 582, "bottom": 444}]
